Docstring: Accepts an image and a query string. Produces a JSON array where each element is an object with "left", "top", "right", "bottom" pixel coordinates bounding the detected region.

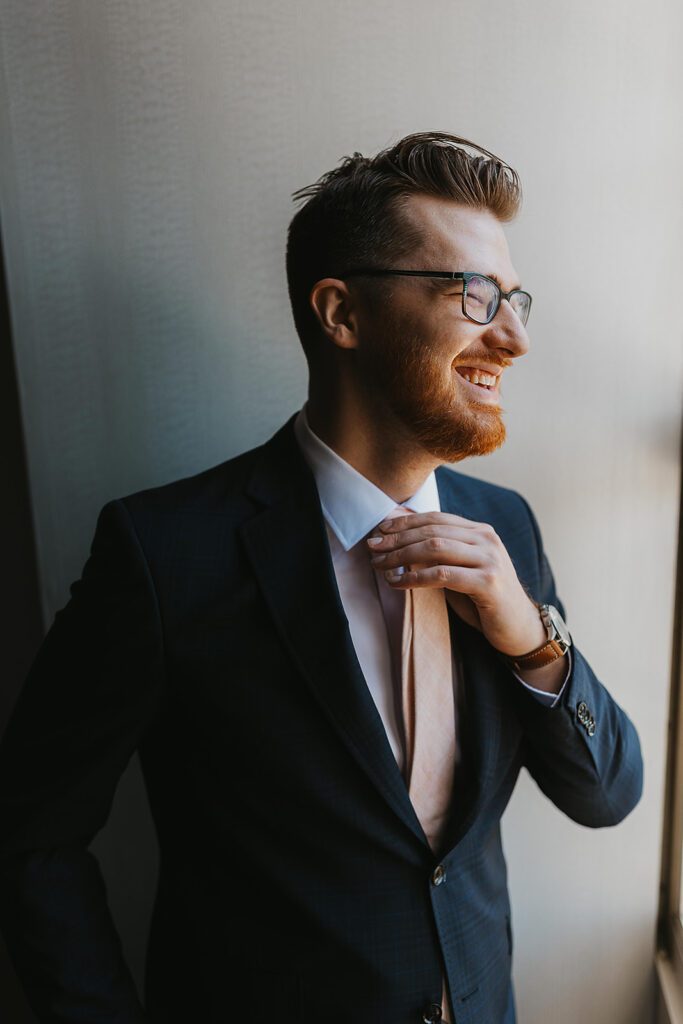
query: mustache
[{"left": 453, "top": 355, "right": 513, "bottom": 370}]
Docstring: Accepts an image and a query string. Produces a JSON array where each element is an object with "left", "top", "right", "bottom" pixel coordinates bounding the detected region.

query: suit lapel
[
  {"left": 435, "top": 467, "right": 504, "bottom": 848},
  {"left": 239, "top": 414, "right": 429, "bottom": 849}
]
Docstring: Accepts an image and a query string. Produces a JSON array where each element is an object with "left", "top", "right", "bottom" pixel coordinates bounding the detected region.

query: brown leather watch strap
[{"left": 502, "top": 637, "right": 567, "bottom": 672}]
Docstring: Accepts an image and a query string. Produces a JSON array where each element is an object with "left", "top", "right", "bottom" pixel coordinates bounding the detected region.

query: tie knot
[
  {"left": 385, "top": 504, "right": 415, "bottom": 522},
  {"left": 364, "top": 505, "right": 415, "bottom": 546},
  {"left": 368, "top": 503, "right": 411, "bottom": 544}
]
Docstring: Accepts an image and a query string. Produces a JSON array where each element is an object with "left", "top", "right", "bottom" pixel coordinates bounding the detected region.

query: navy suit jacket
[{"left": 0, "top": 412, "right": 643, "bottom": 1024}]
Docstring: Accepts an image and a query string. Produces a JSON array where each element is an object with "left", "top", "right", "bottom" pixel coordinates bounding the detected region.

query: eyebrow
[
  {"left": 430, "top": 271, "right": 523, "bottom": 292},
  {"left": 483, "top": 271, "right": 522, "bottom": 291}
]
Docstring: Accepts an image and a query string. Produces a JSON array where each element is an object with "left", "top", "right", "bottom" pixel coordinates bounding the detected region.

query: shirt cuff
[{"left": 512, "top": 648, "right": 572, "bottom": 707}]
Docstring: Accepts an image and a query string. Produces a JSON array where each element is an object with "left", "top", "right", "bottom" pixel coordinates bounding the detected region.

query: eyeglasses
[{"left": 339, "top": 269, "right": 532, "bottom": 327}]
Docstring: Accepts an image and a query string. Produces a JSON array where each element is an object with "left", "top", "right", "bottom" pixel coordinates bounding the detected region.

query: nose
[{"left": 482, "top": 299, "right": 530, "bottom": 359}]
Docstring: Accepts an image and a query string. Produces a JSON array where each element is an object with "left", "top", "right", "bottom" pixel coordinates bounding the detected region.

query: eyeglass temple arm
[{"left": 340, "top": 269, "right": 465, "bottom": 280}]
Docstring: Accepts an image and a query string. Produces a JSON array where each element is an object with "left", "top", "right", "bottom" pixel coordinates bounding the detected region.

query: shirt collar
[{"left": 293, "top": 402, "right": 441, "bottom": 551}]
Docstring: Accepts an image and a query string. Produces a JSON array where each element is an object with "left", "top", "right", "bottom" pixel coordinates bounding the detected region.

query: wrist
[
  {"left": 495, "top": 600, "right": 547, "bottom": 658},
  {"left": 514, "top": 650, "right": 569, "bottom": 694},
  {"left": 498, "top": 602, "right": 573, "bottom": 673}
]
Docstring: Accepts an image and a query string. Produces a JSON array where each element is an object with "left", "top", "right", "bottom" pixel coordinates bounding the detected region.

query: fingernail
[
  {"left": 366, "top": 536, "right": 382, "bottom": 547},
  {"left": 385, "top": 566, "right": 405, "bottom": 579}
]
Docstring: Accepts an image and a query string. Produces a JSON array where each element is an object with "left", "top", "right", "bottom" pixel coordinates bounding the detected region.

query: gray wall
[{"left": 1, "top": 2, "right": 682, "bottom": 1021}]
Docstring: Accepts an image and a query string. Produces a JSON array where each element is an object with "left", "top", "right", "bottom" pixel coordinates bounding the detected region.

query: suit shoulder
[
  {"left": 436, "top": 464, "right": 528, "bottom": 515},
  {"left": 113, "top": 440, "right": 265, "bottom": 521}
]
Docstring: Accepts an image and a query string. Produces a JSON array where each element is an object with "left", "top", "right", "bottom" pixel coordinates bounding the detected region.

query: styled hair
[{"left": 285, "top": 131, "right": 522, "bottom": 361}]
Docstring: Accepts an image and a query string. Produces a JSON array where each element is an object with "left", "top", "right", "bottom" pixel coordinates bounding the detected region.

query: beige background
[{"left": 1, "top": 1, "right": 682, "bottom": 1021}]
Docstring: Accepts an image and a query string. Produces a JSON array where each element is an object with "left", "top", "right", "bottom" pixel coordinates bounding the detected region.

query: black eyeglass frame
[{"left": 338, "top": 268, "right": 532, "bottom": 326}]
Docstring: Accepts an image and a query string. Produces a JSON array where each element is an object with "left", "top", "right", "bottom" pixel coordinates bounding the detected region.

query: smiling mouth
[{"left": 454, "top": 366, "right": 499, "bottom": 391}]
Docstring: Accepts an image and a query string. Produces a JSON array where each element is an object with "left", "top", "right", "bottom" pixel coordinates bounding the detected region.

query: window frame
[{"left": 657, "top": 424, "right": 683, "bottom": 1019}]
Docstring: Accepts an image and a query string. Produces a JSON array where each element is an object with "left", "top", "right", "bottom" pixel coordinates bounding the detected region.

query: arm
[
  {"left": 508, "top": 494, "right": 643, "bottom": 828},
  {"left": 0, "top": 499, "right": 164, "bottom": 1023}
]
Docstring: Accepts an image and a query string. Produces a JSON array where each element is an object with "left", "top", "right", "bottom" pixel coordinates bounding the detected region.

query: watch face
[{"left": 547, "top": 604, "right": 572, "bottom": 645}]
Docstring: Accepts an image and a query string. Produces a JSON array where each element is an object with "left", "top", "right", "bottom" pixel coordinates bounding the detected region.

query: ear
[{"left": 308, "top": 278, "right": 359, "bottom": 350}]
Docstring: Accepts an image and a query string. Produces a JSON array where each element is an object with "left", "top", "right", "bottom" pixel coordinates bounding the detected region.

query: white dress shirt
[{"left": 293, "top": 402, "right": 569, "bottom": 774}]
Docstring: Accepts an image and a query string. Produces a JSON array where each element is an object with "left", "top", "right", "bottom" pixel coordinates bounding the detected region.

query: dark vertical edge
[
  {"left": 0, "top": 216, "right": 42, "bottom": 1022},
  {"left": 657, "top": 403, "right": 683, "bottom": 955}
]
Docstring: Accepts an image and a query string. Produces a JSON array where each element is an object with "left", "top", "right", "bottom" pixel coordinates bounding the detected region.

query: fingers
[
  {"left": 377, "top": 511, "right": 479, "bottom": 533},
  {"left": 369, "top": 535, "right": 482, "bottom": 573},
  {"left": 382, "top": 563, "right": 482, "bottom": 591},
  {"left": 367, "top": 513, "right": 498, "bottom": 590},
  {"left": 368, "top": 523, "right": 481, "bottom": 555}
]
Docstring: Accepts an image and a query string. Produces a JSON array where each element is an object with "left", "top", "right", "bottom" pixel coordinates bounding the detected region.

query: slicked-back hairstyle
[{"left": 285, "top": 131, "right": 522, "bottom": 362}]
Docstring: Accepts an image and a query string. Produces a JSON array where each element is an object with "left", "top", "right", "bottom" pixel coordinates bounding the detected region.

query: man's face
[{"left": 352, "top": 196, "right": 531, "bottom": 463}]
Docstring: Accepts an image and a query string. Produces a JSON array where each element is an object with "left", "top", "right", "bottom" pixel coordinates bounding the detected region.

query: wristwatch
[{"left": 500, "top": 603, "right": 572, "bottom": 672}]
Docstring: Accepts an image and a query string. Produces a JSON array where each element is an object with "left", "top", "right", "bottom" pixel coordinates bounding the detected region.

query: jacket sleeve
[
  {"left": 0, "top": 498, "right": 164, "bottom": 1023},
  {"left": 509, "top": 493, "right": 644, "bottom": 828}
]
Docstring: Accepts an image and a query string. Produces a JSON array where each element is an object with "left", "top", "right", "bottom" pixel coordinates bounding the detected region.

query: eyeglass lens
[{"left": 465, "top": 275, "right": 530, "bottom": 326}]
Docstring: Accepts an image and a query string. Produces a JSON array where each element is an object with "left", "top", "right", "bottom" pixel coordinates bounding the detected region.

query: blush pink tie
[{"left": 374, "top": 505, "right": 456, "bottom": 1023}]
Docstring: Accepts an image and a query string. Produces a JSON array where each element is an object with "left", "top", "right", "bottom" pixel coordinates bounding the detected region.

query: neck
[{"left": 305, "top": 379, "right": 441, "bottom": 505}]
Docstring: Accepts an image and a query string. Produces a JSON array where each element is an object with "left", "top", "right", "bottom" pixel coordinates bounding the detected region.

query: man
[{"left": 0, "top": 132, "right": 643, "bottom": 1024}]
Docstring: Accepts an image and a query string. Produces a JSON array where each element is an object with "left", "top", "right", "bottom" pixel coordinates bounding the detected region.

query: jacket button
[
  {"left": 431, "top": 864, "right": 446, "bottom": 886},
  {"left": 587, "top": 717, "right": 596, "bottom": 736},
  {"left": 577, "top": 701, "right": 589, "bottom": 723},
  {"left": 421, "top": 1003, "right": 443, "bottom": 1022}
]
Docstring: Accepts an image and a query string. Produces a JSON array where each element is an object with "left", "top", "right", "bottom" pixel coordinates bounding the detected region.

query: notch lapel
[{"left": 239, "top": 414, "right": 429, "bottom": 850}]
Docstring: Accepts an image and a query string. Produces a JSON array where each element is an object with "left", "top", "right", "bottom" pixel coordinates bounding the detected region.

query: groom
[{"left": 0, "top": 132, "right": 643, "bottom": 1024}]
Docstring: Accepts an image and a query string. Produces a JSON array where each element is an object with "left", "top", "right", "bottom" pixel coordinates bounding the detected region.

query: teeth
[{"left": 460, "top": 370, "right": 496, "bottom": 387}]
